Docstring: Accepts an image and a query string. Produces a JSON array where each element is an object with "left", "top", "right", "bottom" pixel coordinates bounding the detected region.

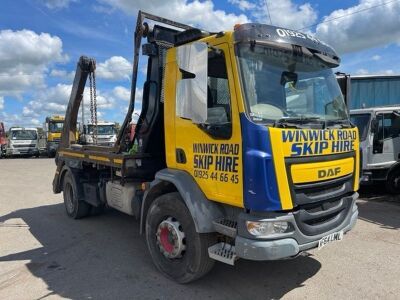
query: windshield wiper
[
  {"left": 324, "top": 119, "right": 352, "bottom": 129},
  {"left": 274, "top": 116, "right": 321, "bottom": 128}
]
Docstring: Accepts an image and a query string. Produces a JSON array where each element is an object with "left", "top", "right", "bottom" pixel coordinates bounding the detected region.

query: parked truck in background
[
  {"left": 347, "top": 75, "right": 400, "bottom": 193},
  {"left": 44, "top": 116, "right": 65, "bottom": 157},
  {"left": 0, "top": 122, "right": 6, "bottom": 158},
  {"left": 79, "top": 121, "right": 117, "bottom": 146},
  {"left": 6, "top": 127, "right": 39, "bottom": 157},
  {"left": 350, "top": 106, "right": 400, "bottom": 193},
  {"left": 53, "top": 12, "right": 360, "bottom": 283}
]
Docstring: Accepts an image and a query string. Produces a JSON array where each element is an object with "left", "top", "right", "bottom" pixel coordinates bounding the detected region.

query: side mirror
[
  {"left": 176, "top": 42, "right": 208, "bottom": 124},
  {"left": 392, "top": 110, "right": 400, "bottom": 118}
]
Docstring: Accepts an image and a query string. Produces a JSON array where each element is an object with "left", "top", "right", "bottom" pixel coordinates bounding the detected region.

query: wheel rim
[
  {"left": 156, "top": 217, "right": 186, "bottom": 259},
  {"left": 64, "top": 183, "right": 75, "bottom": 214}
]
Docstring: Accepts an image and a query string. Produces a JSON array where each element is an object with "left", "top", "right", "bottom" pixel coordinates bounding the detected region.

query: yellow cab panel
[{"left": 164, "top": 35, "right": 244, "bottom": 207}]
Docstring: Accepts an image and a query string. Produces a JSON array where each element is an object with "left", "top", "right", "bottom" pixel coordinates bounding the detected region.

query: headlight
[
  {"left": 246, "top": 221, "right": 292, "bottom": 236},
  {"left": 87, "top": 136, "right": 93, "bottom": 143}
]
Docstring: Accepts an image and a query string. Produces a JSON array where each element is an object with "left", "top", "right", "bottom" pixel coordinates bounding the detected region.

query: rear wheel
[
  {"left": 62, "top": 172, "right": 91, "bottom": 219},
  {"left": 386, "top": 169, "right": 400, "bottom": 194},
  {"left": 145, "top": 192, "right": 215, "bottom": 283}
]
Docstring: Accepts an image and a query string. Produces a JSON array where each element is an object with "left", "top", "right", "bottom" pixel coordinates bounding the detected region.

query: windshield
[
  {"left": 236, "top": 44, "right": 349, "bottom": 126},
  {"left": 11, "top": 130, "right": 37, "bottom": 140},
  {"left": 86, "top": 125, "right": 115, "bottom": 135},
  {"left": 350, "top": 114, "right": 370, "bottom": 141},
  {"left": 49, "top": 122, "right": 64, "bottom": 133}
]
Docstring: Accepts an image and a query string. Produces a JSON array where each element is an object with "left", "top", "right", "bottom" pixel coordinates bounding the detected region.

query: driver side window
[{"left": 207, "top": 50, "right": 231, "bottom": 124}]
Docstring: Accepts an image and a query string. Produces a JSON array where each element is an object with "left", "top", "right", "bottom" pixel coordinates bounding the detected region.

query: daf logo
[{"left": 318, "top": 167, "right": 341, "bottom": 178}]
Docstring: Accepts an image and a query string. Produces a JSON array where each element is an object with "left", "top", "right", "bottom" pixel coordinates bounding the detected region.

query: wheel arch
[
  {"left": 140, "top": 169, "right": 224, "bottom": 234},
  {"left": 56, "top": 164, "right": 83, "bottom": 198},
  {"left": 387, "top": 161, "right": 400, "bottom": 178}
]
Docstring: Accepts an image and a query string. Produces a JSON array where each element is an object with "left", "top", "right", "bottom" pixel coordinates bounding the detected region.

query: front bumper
[
  {"left": 6, "top": 147, "right": 39, "bottom": 155},
  {"left": 235, "top": 192, "right": 358, "bottom": 261},
  {"left": 359, "top": 168, "right": 390, "bottom": 184},
  {"left": 97, "top": 141, "right": 115, "bottom": 147}
]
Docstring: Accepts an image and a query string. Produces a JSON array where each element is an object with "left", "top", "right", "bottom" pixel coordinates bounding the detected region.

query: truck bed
[{"left": 57, "top": 145, "right": 156, "bottom": 179}]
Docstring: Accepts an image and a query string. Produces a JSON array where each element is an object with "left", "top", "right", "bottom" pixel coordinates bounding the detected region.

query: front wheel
[
  {"left": 386, "top": 169, "right": 400, "bottom": 194},
  {"left": 145, "top": 192, "right": 215, "bottom": 283}
]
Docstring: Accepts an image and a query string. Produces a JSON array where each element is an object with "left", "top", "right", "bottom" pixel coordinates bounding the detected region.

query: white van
[{"left": 350, "top": 106, "right": 400, "bottom": 193}]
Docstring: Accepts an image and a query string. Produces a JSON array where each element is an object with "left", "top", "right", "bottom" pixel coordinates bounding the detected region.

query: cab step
[
  {"left": 212, "top": 218, "right": 237, "bottom": 238},
  {"left": 208, "top": 243, "right": 237, "bottom": 265}
]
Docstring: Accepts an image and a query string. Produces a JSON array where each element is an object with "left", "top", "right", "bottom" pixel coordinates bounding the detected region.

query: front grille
[
  {"left": 286, "top": 152, "right": 356, "bottom": 206},
  {"left": 293, "top": 174, "right": 352, "bottom": 205},
  {"left": 286, "top": 152, "right": 356, "bottom": 236},
  {"left": 293, "top": 196, "right": 353, "bottom": 236}
]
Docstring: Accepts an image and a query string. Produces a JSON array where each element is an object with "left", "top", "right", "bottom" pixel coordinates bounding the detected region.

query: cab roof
[
  {"left": 233, "top": 23, "right": 339, "bottom": 60},
  {"left": 350, "top": 105, "right": 400, "bottom": 114}
]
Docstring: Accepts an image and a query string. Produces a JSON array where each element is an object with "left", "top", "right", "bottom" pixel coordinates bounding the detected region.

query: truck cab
[
  {"left": 53, "top": 12, "right": 359, "bottom": 283},
  {"left": 6, "top": 127, "right": 39, "bottom": 157},
  {"left": 79, "top": 121, "right": 117, "bottom": 146},
  {"left": 44, "top": 115, "right": 65, "bottom": 157},
  {"left": 351, "top": 106, "right": 400, "bottom": 193}
]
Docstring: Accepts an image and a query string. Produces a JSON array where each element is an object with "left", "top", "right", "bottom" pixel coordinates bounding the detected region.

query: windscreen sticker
[
  {"left": 276, "top": 28, "right": 329, "bottom": 47},
  {"left": 192, "top": 143, "right": 240, "bottom": 184},
  {"left": 281, "top": 129, "right": 357, "bottom": 157}
]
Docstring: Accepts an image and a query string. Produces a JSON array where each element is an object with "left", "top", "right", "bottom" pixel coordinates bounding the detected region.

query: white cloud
[
  {"left": 0, "top": 97, "right": 4, "bottom": 110},
  {"left": 251, "top": 0, "right": 317, "bottom": 30},
  {"left": 113, "top": 86, "right": 131, "bottom": 101},
  {"left": 0, "top": 111, "right": 41, "bottom": 128},
  {"left": 0, "top": 29, "right": 66, "bottom": 97},
  {"left": 42, "top": 0, "right": 77, "bottom": 9},
  {"left": 355, "top": 68, "right": 370, "bottom": 75},
  {"left": 21, "top": 84, "right": 115, "bottom": 125},
  {"left": 50, "top": 69, "right": 75, "bottom": 80},
  {"left": 228, "top": 0, "right": 255, "bottom": 11},
  {"left": 97, "top": 0, "right": 249, "bottom": 31},
  {"left": 96, "top": 56, "right": 132, "bottom": 81},
  {"left": 316, "top": 0, "right": 400, "bottom": 54},
  {"left": 113, "top": 86, "right": 143, "bottom": 105},
  {"left": 372, "top": 55, "right": 381, "bottom": 61}
]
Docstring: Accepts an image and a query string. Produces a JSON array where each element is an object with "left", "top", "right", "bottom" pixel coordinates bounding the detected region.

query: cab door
[
  {"left": 371, "top": 112, "right": 400, "bottom": 167},
  {"left": 173, "top": 42, "right": 243, "bottom": 207}
]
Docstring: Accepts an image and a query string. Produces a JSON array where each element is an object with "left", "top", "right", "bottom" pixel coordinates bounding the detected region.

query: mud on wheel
[{"left": 145, "top": 192, "right": 215, "bottom": 283}]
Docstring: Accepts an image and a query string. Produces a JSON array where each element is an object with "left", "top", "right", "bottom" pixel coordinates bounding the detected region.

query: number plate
[{"left": 318, "top": 230, "right": 344, "bottom": 250}]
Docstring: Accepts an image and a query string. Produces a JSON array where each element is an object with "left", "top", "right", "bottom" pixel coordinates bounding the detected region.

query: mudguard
[{"left": 140, "top": 168, "right": 224, "bottom": 233}]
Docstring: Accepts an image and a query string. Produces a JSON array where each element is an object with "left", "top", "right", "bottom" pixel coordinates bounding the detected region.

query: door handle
[{"left": 176, "top": 148, "right": 186, "bottom": 164}]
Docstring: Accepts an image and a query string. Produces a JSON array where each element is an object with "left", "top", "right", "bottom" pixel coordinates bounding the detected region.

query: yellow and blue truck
[
  {"left": 44, "top": 115, "right": 65, "bottom": 157},
  {"left": 53, "top": 11, "right": 360, "bottom": 283}
]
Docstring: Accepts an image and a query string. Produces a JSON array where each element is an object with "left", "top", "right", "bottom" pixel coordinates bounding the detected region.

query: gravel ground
[{"left": 0, "top": 158, "right": 399, "bottom": 300}]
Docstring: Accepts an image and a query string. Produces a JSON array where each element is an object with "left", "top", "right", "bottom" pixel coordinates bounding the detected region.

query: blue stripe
[{"left": 240, "top": 113, "right": 281, "bottom": 211}]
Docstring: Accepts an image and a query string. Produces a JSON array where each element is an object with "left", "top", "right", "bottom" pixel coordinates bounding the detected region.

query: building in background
[{"left": 349, "top": 75, "right": 400, "bottom": 109}]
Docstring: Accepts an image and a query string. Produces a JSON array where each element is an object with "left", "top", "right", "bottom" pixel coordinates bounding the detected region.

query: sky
[{"left": 0, "top": 0, "right": 400, "bottom": 128}]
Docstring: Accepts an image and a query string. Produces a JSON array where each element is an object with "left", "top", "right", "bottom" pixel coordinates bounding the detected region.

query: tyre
[
  {"left": 386, "top": 169, "right": 400, "bottom": 194},
  {"left": 145, "top": 192, "right": 215, "bottom": 283},
  {"left": 62, "top": 172, "right": 91, "bottom": 219},
  {"left": 48, "top": 150, "right": 56, "bottom": 158}
]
